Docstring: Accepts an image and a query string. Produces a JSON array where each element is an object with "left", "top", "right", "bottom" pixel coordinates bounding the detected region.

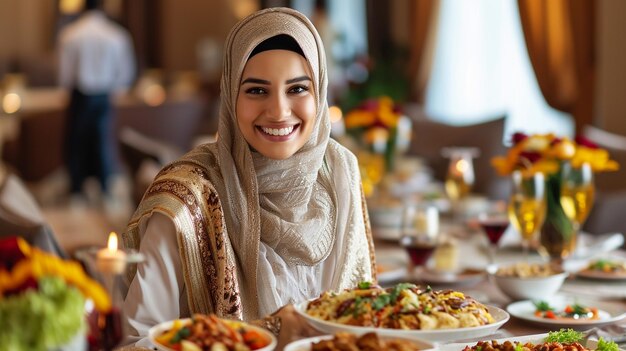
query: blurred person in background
[{"left": 57, "top": 0, "right": 135, "bottom": 205}]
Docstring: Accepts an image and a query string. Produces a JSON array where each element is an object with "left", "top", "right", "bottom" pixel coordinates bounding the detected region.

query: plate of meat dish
[
  {"left": 295, "top": 282, "right": 509, "bottom": 342},
  {"left": 439, "top": 328, "right": 624, "bottom": 351}
]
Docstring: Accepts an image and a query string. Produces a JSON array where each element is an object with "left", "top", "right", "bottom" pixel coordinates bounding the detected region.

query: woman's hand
[{"left": 272, "top": 304, "right": 322, "bottom": 351}]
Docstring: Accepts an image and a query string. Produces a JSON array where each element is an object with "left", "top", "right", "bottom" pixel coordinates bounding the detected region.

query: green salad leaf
[
  {"left": 534, "top": 300, "right": 554, "bottom": 312},
  {"left": 596, "top": 337, "right": 619, "bottom": 351},
  {"left": 544, "top": 328, "right": 583, "bottom": 343},
  {"left": 0, "top": 276, "right": 86, "bottom": 351}
]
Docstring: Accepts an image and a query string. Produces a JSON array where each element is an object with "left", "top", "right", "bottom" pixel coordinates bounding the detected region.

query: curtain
[
  {"left": 408, "top": 0, "right": 439, "bottom": 104},
  {"left": 518, "top": 0, "right": 595, "bottom": 132}
]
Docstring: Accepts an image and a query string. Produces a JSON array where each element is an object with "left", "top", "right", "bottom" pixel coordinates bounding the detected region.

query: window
[{"left": 424, "top": 0, "right": 574, "bottom": 142}]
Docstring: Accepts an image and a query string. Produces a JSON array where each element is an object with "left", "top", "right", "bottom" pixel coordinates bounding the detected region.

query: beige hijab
[
  {"left": 210, "top": 7, "right": 373, "bottom": 317},
  {"left": 125, "top": 7, "right": 374, "bottom": 321}
]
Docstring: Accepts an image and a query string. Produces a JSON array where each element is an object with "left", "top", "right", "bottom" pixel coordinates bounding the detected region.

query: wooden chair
[
  {"left": 0, "top": 166, "right": 66, "bottom": 257},
  {"left": 406, "top": 111, "right": 509, "bottom": 200}
]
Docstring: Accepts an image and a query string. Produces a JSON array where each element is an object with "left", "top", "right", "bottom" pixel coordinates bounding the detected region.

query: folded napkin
[{"left": 571, "top": 232, "right": 624, "bottom": 260}]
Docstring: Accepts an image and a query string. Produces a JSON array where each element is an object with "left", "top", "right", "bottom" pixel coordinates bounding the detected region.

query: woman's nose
[{"left": 266, "top": 93, "right": 291, "bottom": 119}]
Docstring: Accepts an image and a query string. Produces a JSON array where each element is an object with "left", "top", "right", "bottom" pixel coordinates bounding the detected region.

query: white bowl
[
  {"left": 488, "top": 264, "right": 568, "bottom": 301},
  {"left": 149, "top": 317, "right": 277, "bottom": 351},
  {"left": 368, "top": 205, "right": 403, "bottom": 228}
]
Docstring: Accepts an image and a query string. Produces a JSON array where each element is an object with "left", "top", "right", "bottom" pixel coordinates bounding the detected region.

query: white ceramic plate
[
  {"left": 417, "top": 268, "right": 486, "bottom": 286},
  {"left": 576, "top": 268, "right": 626, "bottom": 281},
  {"left": 283, "top": 334, "right": 437, "bottom": 351},
  {"left": 148, "top": 318, "right": 277, "bottom": 351},
  {"left": 506, "top": 295, "right": 626, "bottom": 329},
  {"left": 439, "top": 333, "right": 625, "bottom": 351},
  {"left": 377, "top": 258, "right": 409, "bottom": 285},
  {"left": 294, "top": 300, "right": 510, "bottom": 343}
]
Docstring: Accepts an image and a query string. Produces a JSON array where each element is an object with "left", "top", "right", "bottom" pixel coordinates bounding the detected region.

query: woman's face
[{"left": 236, "top": 49, "right": 317, "bottom": 160}]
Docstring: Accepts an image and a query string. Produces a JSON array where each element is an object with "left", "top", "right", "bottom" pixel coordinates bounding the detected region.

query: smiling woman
[
  {"left": 236, "top": 40, "right": 317, "bottom": 160},
  {"left": 120, "top": 7, "right": 376, "bottom": 350}
]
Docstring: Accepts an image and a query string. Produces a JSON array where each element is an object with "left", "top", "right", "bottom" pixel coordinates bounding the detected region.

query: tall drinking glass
[
  {"left": 558, "top": 162, "right": 594, "bottom": 257},
  {"left": 400, "top": 204, "right": 439, "bottom": 281},
  {"left": 508, "top": 171, "right": 547, "bottom": 260}
]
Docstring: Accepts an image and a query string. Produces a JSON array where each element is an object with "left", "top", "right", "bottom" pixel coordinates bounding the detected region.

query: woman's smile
[{"left": 258, "top": 124, "right": 300, "bottom": 139}]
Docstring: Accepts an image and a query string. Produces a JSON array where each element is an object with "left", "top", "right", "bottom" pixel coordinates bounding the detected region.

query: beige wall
[
  {"left": 0, "top": 0, "right": 56, "bottom": 62},
  {"left": 596, "top": 0, "right": 626, "bottom": 135},
  {"left": 160, "top": 0, "right": 238, "bottom": 73}
]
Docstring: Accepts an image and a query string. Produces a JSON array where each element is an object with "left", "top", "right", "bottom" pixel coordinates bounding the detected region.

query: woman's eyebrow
[
  {"left": 241, "top": 76, "right": 311, "bottom": 85},
  {"left": 241, "top": 77, "right": 269, "bottom": 85},
  {"left": 286, "top": 76, "right": 311, "bottom": 84}
]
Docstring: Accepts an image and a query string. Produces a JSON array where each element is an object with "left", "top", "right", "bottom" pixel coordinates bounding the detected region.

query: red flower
[
  {"left": 0, "top": 237, "right": 27, "bottom": 271},
  {"left": 574, "top": 135, "right": 599, "bottom": 149},
  {"left": 511, "top": 132, "right": 528, "bottom": 145},
  {"left": 518, "top": 151, "right": 542, "bottom": 164}
]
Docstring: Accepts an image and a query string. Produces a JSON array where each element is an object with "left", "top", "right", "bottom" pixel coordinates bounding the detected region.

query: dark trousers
[{"left": 65, "top": 89, "right": 115, "bottom": 195}]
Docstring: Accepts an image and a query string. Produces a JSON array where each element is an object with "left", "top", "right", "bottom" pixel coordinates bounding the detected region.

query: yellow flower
[
  {"left": 0, "top": 239, "right": 111, "bottom": 312},
  {"left": 345, "top": 110, "right": 375, "bottom": 128},
  {"left": 491, "top": 132, "right": 618, "bottom": 176}
]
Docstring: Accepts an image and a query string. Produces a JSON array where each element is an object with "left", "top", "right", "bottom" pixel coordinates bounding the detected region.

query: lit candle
[{"left": 97, "top": 232, "right": 127, "bottom": 275}]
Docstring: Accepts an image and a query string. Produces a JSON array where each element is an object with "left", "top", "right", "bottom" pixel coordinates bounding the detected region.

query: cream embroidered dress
[{"left": 121, "top": 7, "right": 376, "bottom": 344}]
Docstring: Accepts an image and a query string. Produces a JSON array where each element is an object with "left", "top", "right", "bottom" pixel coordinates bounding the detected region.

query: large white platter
[
  {"left": 148, "top": 318, "right": 277, "bottom": 351},
  {"left": 439, "top": 333, "right": 625, "bottom": 351},
  {"left": 506, "top": 295, "right": 626, "bottom": 329},
  {"left": 294, "top": 300, "right": 510, "bottom": 343},
  {"left": 283, "top": 334, "right": 437, "bottom": 351}
]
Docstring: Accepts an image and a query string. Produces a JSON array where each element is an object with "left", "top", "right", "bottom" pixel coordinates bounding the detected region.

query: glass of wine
[
  {"left": 558, "top": 161, "right": 595, "bottom": 257},
  {"left": 508, "top": 171, "right": 547, "bottom": 260},
  {"left": 442, "top": 147, "right": 479, "bottom": 223},
  {"left": 399, "top": 204, "right": 439, "bottom": 281},
  {"left": 478, "top": 210, "right": 509, "bottom": 266}
]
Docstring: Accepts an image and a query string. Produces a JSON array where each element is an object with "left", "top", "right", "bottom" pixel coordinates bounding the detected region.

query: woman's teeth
[{"left": 261, "top": 125, "right": 294, "bottom": 136}]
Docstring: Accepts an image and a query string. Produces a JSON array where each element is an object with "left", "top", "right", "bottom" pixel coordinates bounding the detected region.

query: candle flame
[{"left": 107, "top": 232, "right": 118, "bottom": 251}]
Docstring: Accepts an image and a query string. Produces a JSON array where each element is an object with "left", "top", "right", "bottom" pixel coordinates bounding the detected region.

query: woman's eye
[
  {"left": 246, "top": 87, "right": 266, "bottom": 95},
  {"left": 289, "top": 85, "right": 309, "bottom": 94}
]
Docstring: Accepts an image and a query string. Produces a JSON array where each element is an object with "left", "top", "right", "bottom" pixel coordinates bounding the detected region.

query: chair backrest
[
  {"left": 0, "top": 167, "right": 66, "bottom": 257},
  {"left": 582, "top": 125, "right": 626, "bottom": 192},
  {"left": 407, "top": 114, "right": 509, "bottom": 200}
]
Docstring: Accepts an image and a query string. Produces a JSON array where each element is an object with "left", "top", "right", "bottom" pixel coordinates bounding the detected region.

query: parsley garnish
[
  {"left": 358, "top": 281, "right": 372, "bottom": 289},
  {"left": 170, "top": 326, "right": 191, "bottom": 343},
  {"left": 596, "top": 337, "right": 619, "bottom": 351},
  {"left": 372, "top": 294, "right": 391, "bottom": 310},
  {"left": 544, "top": 328, "right": 583, "bottom": 343},
  {"left": 534, "top": 300, "right": 554, "bottom": 312}
]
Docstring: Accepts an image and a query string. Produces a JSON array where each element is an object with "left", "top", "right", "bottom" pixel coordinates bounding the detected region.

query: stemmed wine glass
[
  {"left": 478, "top": 210, "right": 510, "bottom": 266},
  {"left": 557, "top": 162, "right": 595, "bottom": 258},
  {"left": 508, "top": 171, "right": 547, "bottom": 260},
  {"left": 400, "top": 204, "right": 439, "bottom": 281}
]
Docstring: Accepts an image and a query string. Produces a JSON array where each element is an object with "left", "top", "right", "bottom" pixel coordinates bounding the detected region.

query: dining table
[{"left": 118, "top": 222, "right": 626, "bottom": 351}]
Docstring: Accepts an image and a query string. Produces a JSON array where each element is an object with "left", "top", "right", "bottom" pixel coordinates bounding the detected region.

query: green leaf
[
  {"left": 358, "top": 281, "right": 372, "bottom": 289},
  {"left": 533, "top": 300, "right": 553, "bottom": 312},
  {"left": 372, "top": 294, "right": 391, "bottom": 311},
  {"left": 596, "top": 337, "right": 619, "bottom": 351},
  {"left": 544, "top": 328, "right": 583, "bottom": 343},
  {"left": 171, "top": 327, "right": 191, "bottom": 343}
]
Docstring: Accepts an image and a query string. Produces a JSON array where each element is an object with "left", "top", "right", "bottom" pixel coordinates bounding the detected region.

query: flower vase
[{"left": 540, "top": 173, "right": 576, "bottom": 262}]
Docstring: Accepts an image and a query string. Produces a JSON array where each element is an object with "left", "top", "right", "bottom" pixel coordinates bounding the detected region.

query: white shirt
[{"left": 58, "top": 11, "right": 135, "bottom": 94}]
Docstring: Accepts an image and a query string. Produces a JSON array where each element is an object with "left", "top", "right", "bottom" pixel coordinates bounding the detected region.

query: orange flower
[
  {"left": 491, "top": 132, "right": 619, "bottom": 176},
  {"left": 0, "top": 238, "right": 111, "bottom": 312}
]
